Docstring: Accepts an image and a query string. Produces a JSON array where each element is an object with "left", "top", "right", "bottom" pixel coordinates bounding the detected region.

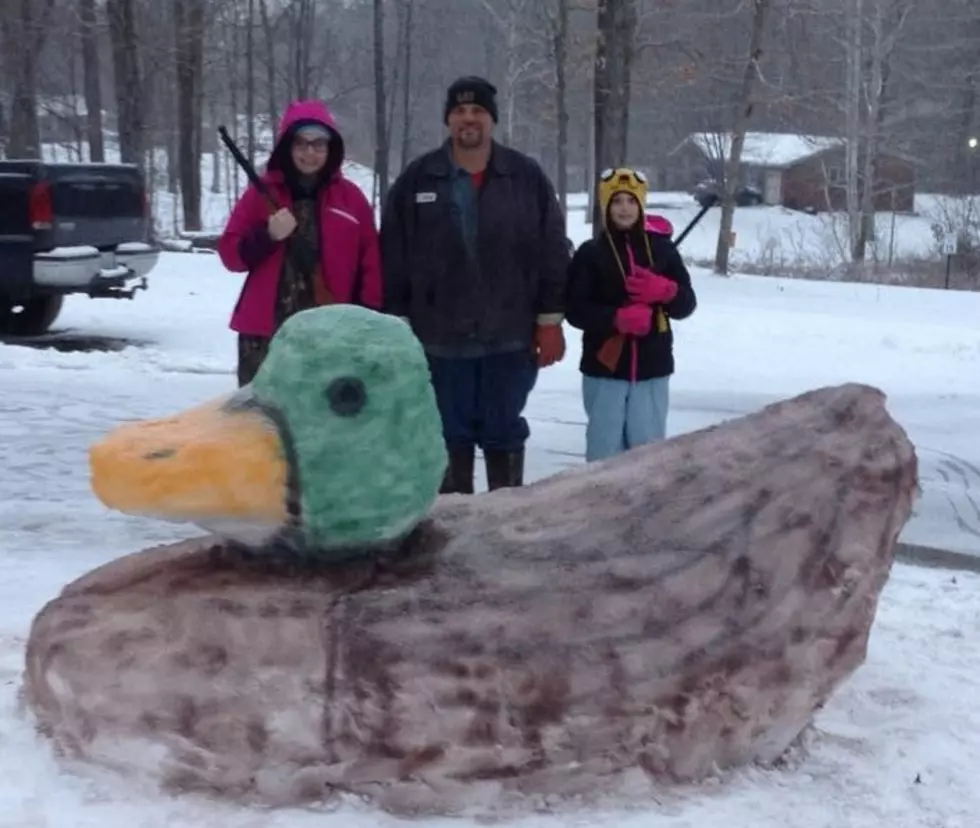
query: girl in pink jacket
[{"left": 217, "top": 100, "right": 382, "bottom": 386}]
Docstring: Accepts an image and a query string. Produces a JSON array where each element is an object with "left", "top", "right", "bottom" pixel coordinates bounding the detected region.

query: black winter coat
[
  {"left": 379, "top": 141, "right": 569, "bottom": 353},
  {"left": 566, "top": 227, "right": 696, "bottom": 381}
]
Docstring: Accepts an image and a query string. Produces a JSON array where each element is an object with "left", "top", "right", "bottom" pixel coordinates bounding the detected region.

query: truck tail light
[{"left": 29, "top": 181, "right": 53, "bottom": 230}]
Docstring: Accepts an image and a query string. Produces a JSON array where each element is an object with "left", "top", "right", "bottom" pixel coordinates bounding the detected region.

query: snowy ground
[{"left": 1, "top": 251, "right": 979, "bottom": 825}]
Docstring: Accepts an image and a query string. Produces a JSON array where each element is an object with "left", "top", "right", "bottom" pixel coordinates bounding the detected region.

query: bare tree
[
  {"left": 593, "top": 0, "right": 638, "bottom": 232},
  {"left": 105, "top": 0, "right": 145, "bottom": 165},
  {"left": 539, "top": 0, "right": 573, "bottom": 218},
  {"left": 397, "top": 0, "right": 415, "bottom": 170},
  {"left": 714, "top": 0, "right": 775, "bottom": 275},
  {"left": 373, "top": 0, "right": 390, "bottom": 208},
  {"left": 554, "top": 0, "right": 571, "bottom": 219},
  {"left": 476, "top": 0, "right": 545, "bottom": 146},
  {"left": 843, "top": 0, "right": 863, "bottom": 260},
  {"left": 289, "top": 0, "right": 315, "bottom": 100},
  {"left": 79, "top": 0, "right": 104, "bottom": 162},
  {"left": 1, "top": 0, "right": 57, "bottom": 157},
  {"left": 855, "top": 0, "right": 913, "bottom": 261},
  {"left": 175, "top": 0, "right": 205, "bottom": 229},
  {"left": 258, "top": 0, "right": 278, "bottom": 130},
  {"left": 245, "top": 0, "right": 256, "bottom": 166},
  {"left": 9, "top": 0, "right": 980, "bottom": 264}
]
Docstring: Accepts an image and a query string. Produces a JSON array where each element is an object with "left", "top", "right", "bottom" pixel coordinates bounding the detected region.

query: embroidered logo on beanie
[{"left": 444, "top": 76, "right": 499, "bottom": 123}]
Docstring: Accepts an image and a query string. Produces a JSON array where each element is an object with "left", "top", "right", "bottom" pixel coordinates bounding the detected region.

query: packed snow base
[{"left": 1, "top": 248, "right": 979, "bottom": 826}]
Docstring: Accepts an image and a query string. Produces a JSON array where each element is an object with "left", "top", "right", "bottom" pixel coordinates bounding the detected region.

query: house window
[{"left": 825, "top": 165, "right": 844, "bottom": 184}]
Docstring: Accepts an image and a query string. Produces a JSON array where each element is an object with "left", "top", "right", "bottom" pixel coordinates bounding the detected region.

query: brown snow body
[{"left": 22, "top": 383, "right": 917, "bottom": 815}]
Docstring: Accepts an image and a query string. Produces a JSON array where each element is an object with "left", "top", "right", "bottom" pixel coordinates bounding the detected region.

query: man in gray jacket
[{"left": 380, "top": 76, "right": 569, "bottom": 494}]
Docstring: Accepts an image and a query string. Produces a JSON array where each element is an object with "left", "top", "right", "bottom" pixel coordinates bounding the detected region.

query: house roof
[{"left": 683, "top": 132, "right": 845, "bottom": 168}]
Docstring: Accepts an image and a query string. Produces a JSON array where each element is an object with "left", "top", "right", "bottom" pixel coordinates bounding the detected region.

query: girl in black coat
[{"left": 565, "top": 168, "right": 697, "bottom": 461}]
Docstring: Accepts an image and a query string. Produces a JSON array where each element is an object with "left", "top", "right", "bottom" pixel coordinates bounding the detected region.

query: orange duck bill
[{"left": 88, "top": 393, "right": 291, "bottom": 542}]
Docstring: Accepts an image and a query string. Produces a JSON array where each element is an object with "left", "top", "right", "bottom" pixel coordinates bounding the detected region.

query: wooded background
[{"left": 1, "top": 0, "right": 978, "bottom": 269}]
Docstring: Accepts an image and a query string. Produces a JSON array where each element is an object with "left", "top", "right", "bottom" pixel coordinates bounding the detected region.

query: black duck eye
[{"left": 325, "top": 376, "right": 367, "bottom": 417}]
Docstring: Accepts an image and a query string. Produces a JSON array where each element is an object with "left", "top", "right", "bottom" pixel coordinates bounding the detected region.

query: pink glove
[
  {"left": 626, "top": 267, "right": 678, "bottom": 304},
  {"left": 614, "top": 304, "right": 652, "bottom": 336}
]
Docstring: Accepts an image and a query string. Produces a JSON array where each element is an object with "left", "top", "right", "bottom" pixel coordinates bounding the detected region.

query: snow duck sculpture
[
  {"left": 22, "top": 304, "right": 918, "bottom": 817},
  {"left": 88, "top": 304, "right": 447, "bottom": 559}
]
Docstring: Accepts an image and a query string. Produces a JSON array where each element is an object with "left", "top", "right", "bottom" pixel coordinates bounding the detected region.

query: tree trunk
[
  {"left": 2, "top": 0, "right": 56, "bottom": 158},
  {"left": 373, "top": 0, "right": 390, "bottom": 209},
  {"left": 228, "top": 6, "right": 240, "bottom": 195},
  {"left": 385, "top": 6, "right": 401, "bottom": 181},
  {"left": 162, "top": 1, "right": 178, "bottom": 194},
  {"left": 191, "top": 0, "right": 204, "bottom": 186},
  {"left": 845, "top": 0, "right": 863, "bottom": 261},
  {"left": 259, "top": 0, "right": 278, "bottom": 132},
  {"left": 106, "top": 0, "right": 145, "bottom": 166},
  {"left": 79, "top": 0, "right": 104, "bottom": 162},
  {"left": 857, "top": 6, "right": 886, "bottom": 260},
  {"left": 68, "top": 53, "right": 85, "bottom": 160},
  {"left": 855, "top": 1, "right": 911, "bottom": 260},
  {"left": 246, "top": 0, "right": 256, "bottom": 167},
  {"left": 292, "top": 0, "right": 315, "bottom": 100},
  {"left": 554, "top": 0, "right": 569, "bottom": 221},
  {"left": 210, "top": 96, "right": 221, "bottom": 195},
  {"left": 585, "top": 107, "right": 595, "bottom": 218},
  {"left": 592, "top": 0, "right": 637, "bottom": 234},
  {"left": 6, "top": 65, "right": 41, "bottom": 159},
  {"left": 166, "top": 124, "right": 179, "bottom": 194},
  {"left": 399, "top": 0, "right": 414, "bottom": 171},
  {"left": 503, "top": 22, "right": 519, "bottom": 146},
  {"left": 713, "top": 0, "right": 773, "bottom": 276},
  {"left": 618, "top": 0, "right": 636, "bottom": 163},
  {"left": 957, "top": 76, "right": 977, "bottom": 195},
  {"left": 174, "top": 0, "right": 204, "bottom": 231}
]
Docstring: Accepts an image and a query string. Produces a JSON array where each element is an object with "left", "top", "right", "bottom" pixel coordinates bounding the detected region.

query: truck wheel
[{"left": 0, "top": 295, "right": 64, "bottom": 337}]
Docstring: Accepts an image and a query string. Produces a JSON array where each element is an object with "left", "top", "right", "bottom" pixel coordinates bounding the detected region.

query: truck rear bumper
[{"left": 33, "top": 243, "right": 158, "bottom": 297}]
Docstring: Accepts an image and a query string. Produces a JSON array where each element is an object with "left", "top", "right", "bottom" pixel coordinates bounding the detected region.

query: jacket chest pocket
[{"left": 412, "top": 183, "right": 458, "bottom": 255}]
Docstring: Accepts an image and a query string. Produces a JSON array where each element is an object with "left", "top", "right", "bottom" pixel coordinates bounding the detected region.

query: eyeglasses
[
  {"left": 600, "top": 168, "right": 648, "bottom": 185},
  {"left": 293, "top": 137, "right": 330, "bottom": 153}
]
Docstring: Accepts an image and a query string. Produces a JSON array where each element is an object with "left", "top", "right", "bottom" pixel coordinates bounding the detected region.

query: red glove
[
  {"left": 614, "top": 304, "right": 652, "bottom": 336},
  {"left": 533, "top": 324, "right": 565, "bottom": 367},
  {"left": 626, "top": 267, "right": 678, "bottom": 305}
]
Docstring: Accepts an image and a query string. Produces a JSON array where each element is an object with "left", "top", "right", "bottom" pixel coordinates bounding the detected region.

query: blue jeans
[
  {"left": 582, "top": 375, "right": 670, "bottom": 462},
  {"left": 426, "top": 350, "right": 538, "bottom": 452}
]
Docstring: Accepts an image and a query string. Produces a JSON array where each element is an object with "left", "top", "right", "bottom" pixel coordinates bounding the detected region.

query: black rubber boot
[
  {"left": 440, "top": 446, "right": 475, "bottom": 494},
  {"left": 484, "top": 448, "right": 525, "bottom": 491}
]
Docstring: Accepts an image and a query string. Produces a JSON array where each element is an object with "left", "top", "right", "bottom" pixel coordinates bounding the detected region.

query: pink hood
[
  {"left": 267, "top": 100, "right": 346, "bottom": 181},
  {"left": 644, "top": 214, "right": 673, "bottom": 237}
]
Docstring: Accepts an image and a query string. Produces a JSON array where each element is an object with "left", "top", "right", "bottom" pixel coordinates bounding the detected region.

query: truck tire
[{"left": 0, "top": 295, "right": 64, "bottom": 337}]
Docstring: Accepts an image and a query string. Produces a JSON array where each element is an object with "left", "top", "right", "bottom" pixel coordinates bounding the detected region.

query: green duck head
[{"left": 89, "top": 305, "right": 448, "bottom": 560}]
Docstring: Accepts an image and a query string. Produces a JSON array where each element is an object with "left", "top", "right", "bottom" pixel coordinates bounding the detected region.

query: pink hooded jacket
[{"left": 217, "top": 100, "right": 382, "bottom": 336}]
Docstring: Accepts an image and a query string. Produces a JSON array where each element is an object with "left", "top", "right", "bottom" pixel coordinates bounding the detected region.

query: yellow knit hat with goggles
[{"left": 598, "top": 167, "right": 648, "bottom": 227}]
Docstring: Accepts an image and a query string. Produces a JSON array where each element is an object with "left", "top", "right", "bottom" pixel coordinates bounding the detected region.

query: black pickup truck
[{"left": 0, "top": 160, "right": 159, "bottom": 336}]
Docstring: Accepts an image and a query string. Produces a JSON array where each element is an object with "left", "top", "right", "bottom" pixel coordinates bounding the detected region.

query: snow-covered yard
[
  {"left": 41, "top": 138, "right": 977, "bottom": 281},
  {"left": 564, "top": 189, "right": 974, "bottom": 277},
  {"left": 1, "top": 246, "right": 979, "bottom": 825}
]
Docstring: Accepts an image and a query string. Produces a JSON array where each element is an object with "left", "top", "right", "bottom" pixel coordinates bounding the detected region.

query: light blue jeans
[{"left": 582, "top": 375, "right": 670, "bottom": 462}]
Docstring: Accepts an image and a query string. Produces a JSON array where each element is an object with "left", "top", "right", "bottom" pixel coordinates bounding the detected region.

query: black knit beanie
[{"left": 444, "top": 76, "right": 498, "bottom": 123}]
